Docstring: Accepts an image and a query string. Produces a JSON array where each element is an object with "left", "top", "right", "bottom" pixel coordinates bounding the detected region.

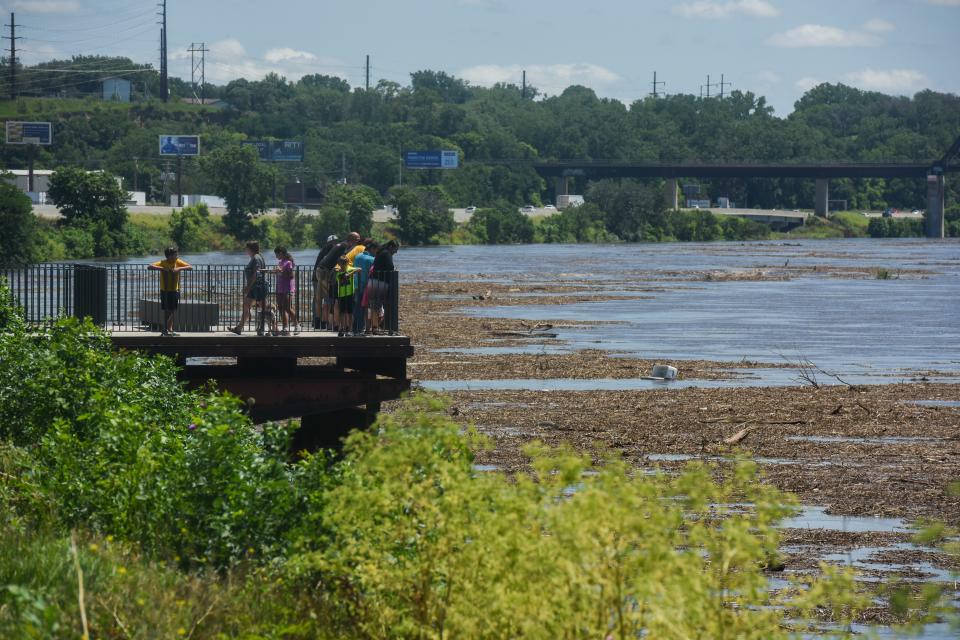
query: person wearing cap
[
  {"left": 312, "top": 234, "right": 339, "bottom": 329},
  {"left": 316, "top": 232, "right": 360, "bottom": 330}
]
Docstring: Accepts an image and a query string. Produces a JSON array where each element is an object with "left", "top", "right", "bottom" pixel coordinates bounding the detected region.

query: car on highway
[
  {"left": 543, "top": 204, "right": 556, "bottom": 210},
  {"left": 465, "top": 206, "right": 477, "bottom": 214},
  {"left": 521, "top": 205, "right": 535, "bottom": 213}
]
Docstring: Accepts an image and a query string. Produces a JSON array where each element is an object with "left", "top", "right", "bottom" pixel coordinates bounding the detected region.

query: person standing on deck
[
  {"left": 353, "top": 240, "right": 377, "bottom": 334},
  {"left": 317, "top": 232, "right": 359, "bottom": 330},
  {"left": 147, "top": 246, "right": 192, "bottom": 337},
  {"left": 229, "top": 241, "right": 269, "bottom": 336},
  {"left": 312, "top": 235, "right": 338, "bottom": 330}
]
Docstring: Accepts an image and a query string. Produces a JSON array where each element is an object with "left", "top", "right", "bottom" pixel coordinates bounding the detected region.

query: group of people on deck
[
  {"left": 147, "top": 235, "right": 398, "bottom": 337},
  {"left": 311, "top": 232, "right": 399, "bottom": 337}
]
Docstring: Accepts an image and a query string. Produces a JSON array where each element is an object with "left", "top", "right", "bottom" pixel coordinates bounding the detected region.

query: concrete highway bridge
[{"left": 485, "top": 136, "right": 960, "bottom": 238}]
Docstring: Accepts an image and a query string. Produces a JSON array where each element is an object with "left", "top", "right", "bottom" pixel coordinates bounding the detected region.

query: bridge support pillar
[
  {"left": 664, "top": 178, "right": 678, "bottom": 210},
  {"left": 554, "top": 176, "right": 568, "bottom": 198},
  {"left": 815, "top": 179, "right": 829, "bottom": 217},
  {"left": 925, "top": 174, "right": 945, "bottom": 239}
]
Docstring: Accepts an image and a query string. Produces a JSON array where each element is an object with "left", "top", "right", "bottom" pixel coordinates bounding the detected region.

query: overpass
[
  {"left": 526, "top": 159, "right": 956, "bottom": 238},
  {"left": 485, "top": 138, "right": 960, "bottom": 238}
]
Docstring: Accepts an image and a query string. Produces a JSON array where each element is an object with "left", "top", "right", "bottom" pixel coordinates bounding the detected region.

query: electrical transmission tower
[
  {"left": 188, "top": 42, "right": 208, "bottom": 102},
  {"left": 718, "top": 73, "right": 732, "bottom": 99},
  {"left": 701, "top": 74, "right": 719, "bottom": 99},
  {"left": 649, "top": 71, "right": 665, "bottom": 98},
  {"left": 3, "top": 12, "right": 21, "bottom": 99},
  {"left": 157, "top": 1, "right": 168, "bottom": 102}
]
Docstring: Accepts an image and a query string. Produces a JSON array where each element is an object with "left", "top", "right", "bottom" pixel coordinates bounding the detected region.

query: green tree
[
  {"left": 311, "top": 205, "right": 349, "bottom": 246},
  {"left": 169, "top": 203, "right": 212, "bottom": 252},
  {"left": 47, "top": 166, "right": 131, "bottom": 257},
  {"left": 467, "top": 205, "right": 535, "bottom": 244},
  {"left": 326, "top": 184, "right": 379, "bottom": 235},
  {"left": 0, "top": 176, "right": 38, "bottom": 266},
  {"left": 391, "top": 185, "right": 454, "bottom": 245},
  {"left": 199, "top": 145, "right": 277, "bottom": 238}
]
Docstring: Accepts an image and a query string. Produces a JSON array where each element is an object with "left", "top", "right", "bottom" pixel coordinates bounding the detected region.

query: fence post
[{"left": 389, "top": 270, "right": 400, "bottom": 335}]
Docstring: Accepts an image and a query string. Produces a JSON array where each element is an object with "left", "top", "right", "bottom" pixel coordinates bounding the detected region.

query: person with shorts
[
  {"left": 368, "top": 240, "right": 399, "bottom": 334},
  {"left": 147, "top": 246, "right": 192, "bottom": 336},
  {"left": 334, "top": 255, "right": 360, "bottom": 337},
  {"left": 230, "top": 241, "right": 270, "bottom": 336},
  {"left": 273, "top": 245, "right": 298, "bottom": 335},
  {"left": 316, "top": 232, "right": 360, "bottom": 331},
  {"left": 312, "top": 234, "right": 338, "bottom": 329}
]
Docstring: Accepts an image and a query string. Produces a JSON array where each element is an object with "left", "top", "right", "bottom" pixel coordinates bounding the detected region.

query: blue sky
[{"left": 8, "top": 0, "right": 960, "bottom": 114}]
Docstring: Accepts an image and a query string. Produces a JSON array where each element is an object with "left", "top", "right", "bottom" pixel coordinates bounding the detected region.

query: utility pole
[
  {"left": 522, "top": 69, "right": 526, "bottom": 99},
  {"left": 3, "top": 13, "right": 21, "bottom": 100},
  {"left": 649, "top": 70, "right": 665, "bottom": 98},
  {"left": 701, "top": 74, "right": 719, "bottom": 99},
  {"left": 340, "top": 152, "right": 347, "bottom": 184},
  {"left": 365, "top": 54, "right": 370, "bottom": 90},
  {"left": 157, "top": 1, "right": 168, "bottom": 102},
  {"left": 719, "top": 73, "right": 731, "bottom": 99}
]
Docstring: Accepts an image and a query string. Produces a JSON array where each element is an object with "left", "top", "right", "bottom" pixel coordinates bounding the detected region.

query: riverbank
[{"left": 389, "top": 240, "right": 960, "bottom": 623}]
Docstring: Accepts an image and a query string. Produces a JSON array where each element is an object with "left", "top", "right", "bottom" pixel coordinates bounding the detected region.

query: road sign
[
  {"left": 242, "top": 139, "right": 304, "bottom": 162},
  {"left": 6, "top": 121, "right": 52, "bottom": 145},
  {"left": 242, "top": 140, "right": 271, "bottom": 161},
  {"left": 404, "top": 150, "right": 459, "bottom": 169},
  {"left": 159, "top": 135, "right": 200, "bottom": 156}
]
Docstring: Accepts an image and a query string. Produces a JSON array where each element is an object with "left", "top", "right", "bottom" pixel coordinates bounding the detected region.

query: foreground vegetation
[{"left": 9, "top": 282, "right": 957, "bottom": 637}]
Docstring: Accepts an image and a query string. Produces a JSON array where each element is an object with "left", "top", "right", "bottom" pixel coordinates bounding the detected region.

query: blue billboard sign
[
  {"left": 272, "top": 140, "right": 304, "bottom": 162},
  {"left": 404, "top": 150, "right": 459, "bottom": 169},
  {"left": 243, "top": 139, "right": 304, "bottom": 162},
  {"left": 242, "top": 140, "right": 271, "bottom": 161},
  {"left": 5, "top": 121, "right": 52, "bottom": 145},
  {"left": 159, "top": 135, "right": 200, "bottom": 156}
]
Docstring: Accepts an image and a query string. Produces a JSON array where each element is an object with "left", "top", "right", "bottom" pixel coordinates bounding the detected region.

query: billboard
[
  {"left": 243, "top": 140, "right": 304, "bottom": 162},
  {"left": 242, "top": 140, "right": 271, "bottom": 161},
  {"left": 271, "top": 140, "right": 304, "bottom": 162},
  {"left": 404, "top": 150, "right": 459, "bottom": 169},
  {"left": 6, "top": 121, "right": 52, "bottom": 145},
  {"left": 159, "top": 135, "right": 200, "bottom": 156}
]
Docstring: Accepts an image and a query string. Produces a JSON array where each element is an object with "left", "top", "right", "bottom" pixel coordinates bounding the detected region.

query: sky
[{"left": 6, "top": 0, "right": 960, "bottom": 115}]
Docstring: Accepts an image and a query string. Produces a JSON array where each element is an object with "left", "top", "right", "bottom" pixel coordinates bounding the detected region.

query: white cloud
[
  {"left": 863, "top": 18, "right": 894, "bottom": 33},
  {"left": 264, "top": 48, "right": 318, "bottom": 64},
  {"left": 674, "top": 0, "right": 778, "bottom": 19},
  {"left": 457, "top": 63, "right": 620, "bottom": 97},
  {"left": 795, "top": 77, "right": 821, "bottom": 92},
  {"left": 843, "top": 68, "right": 927, "bottom": 93},
  {"left": 11, "top": 0, "right": 80, "bottom": 12},
  {"left": 767, "top": 24, "right": 881, "bottom": 47}
]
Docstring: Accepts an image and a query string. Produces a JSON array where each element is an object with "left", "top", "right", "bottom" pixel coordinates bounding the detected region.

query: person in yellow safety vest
[{"left": 334, "top": 254, "right": 360, "bottom": 337}]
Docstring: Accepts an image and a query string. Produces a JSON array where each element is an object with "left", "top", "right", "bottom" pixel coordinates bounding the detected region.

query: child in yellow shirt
[{"left": 147, "top": 246, "right": 192, "bottom": 336}]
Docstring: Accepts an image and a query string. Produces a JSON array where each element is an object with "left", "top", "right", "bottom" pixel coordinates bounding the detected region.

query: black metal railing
[{"left": 1, "top": 263, "right": 401, "bottom": 335}]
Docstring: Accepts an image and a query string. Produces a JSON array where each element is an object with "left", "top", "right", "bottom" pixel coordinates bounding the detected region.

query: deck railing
[{"left": 0, "top": 263, "right": 400, "bottom": 334}]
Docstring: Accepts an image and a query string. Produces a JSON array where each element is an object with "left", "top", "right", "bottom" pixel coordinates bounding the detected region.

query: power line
[{"left": 719, "top": 73, "right": 732, "bottom": 99}]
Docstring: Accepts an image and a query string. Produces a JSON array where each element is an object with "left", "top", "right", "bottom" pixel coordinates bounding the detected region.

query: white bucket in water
[{"left": 649, "top": 364, "right": 678, "bottom": 380}]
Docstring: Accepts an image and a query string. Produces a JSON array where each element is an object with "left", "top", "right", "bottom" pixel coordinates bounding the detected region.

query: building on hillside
[{"left": 102, "top": 78, "right": 132, "bottom": 102}]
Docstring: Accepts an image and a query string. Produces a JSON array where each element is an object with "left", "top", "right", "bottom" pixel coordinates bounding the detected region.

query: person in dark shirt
[
  {"left": 312, "top": 235, "right": 338, "bottom": 329},
  {"left": 317, "top": 232, "right": 359, "bottom": 330},
  {"left": 368, "top": 240, "right": 399, "bottom": 334}
]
